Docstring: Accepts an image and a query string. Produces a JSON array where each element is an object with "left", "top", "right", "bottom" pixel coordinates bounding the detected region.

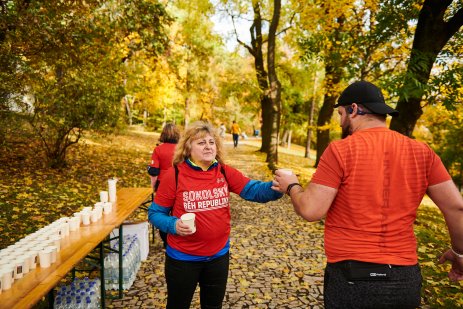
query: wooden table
[{"left": 0, "top": 187, "right": 152, "bottom": 309}]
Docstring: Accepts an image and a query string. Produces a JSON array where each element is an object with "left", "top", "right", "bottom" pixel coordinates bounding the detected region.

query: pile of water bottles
[
  {"left": 54, "top": 277, "right": 101, "bottom": 309},
  {"left": 104, "top": 234, "right": 141, "bottom": 290}
]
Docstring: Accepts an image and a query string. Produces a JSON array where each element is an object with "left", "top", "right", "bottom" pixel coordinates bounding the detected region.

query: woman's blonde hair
[{"left": 173, "top": 121, "right": 225, "bottom": 166}]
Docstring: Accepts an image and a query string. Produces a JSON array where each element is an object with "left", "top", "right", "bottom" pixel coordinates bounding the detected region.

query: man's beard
[{"left": 341, "top": 118, "right": 352, "bottom": 139}]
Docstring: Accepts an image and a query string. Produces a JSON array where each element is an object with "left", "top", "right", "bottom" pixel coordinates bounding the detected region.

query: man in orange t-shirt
[
  {"left": 273, "top": 81, "right": 463, "bottom": 308},
  {"left": 231, "top": 120, "right": 241, "bottom": 148}
]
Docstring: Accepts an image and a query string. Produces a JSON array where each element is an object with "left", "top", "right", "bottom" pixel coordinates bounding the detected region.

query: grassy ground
[{"left": 1, "top": 127, "right": 462, "bottom": 308}]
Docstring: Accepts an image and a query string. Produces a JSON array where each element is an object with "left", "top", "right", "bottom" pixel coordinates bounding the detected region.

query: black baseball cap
[{"left": 334, "top": 81, "right": 399, "bottom": 117}]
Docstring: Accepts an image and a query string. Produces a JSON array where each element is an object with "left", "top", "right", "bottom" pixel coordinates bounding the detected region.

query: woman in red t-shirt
[
  {"left": 148, "top": 121, "right": 282, "bottom": 309},
  {"left": 147, "top": 123, "right": 180, "bottom": 191}
]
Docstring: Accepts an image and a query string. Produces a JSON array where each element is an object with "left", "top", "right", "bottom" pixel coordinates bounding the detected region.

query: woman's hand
[
  {"left": 271, "top": 170, "right": 300, "bottom": 194},
  {"left": 176, "top": 219, "right": 195, "bottom": 236}
]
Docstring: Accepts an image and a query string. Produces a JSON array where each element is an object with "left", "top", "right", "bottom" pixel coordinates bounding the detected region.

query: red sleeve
[
  {"left": 310, "top": 143, "right": 344, "bottom": 189},
  {"left": 222, "top": 164, "right": 250, "bottom": 194},
  {"left": 427, "top": 147, "right": 452, "bottom": 186},
  {"left": 153, "top": 166, "right": 176, "bottom": 207},
  {"left": 150, "top": 146, "right": 162, "bottom": 168}
]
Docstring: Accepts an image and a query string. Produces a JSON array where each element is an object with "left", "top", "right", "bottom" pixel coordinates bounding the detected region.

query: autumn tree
[
  {"left": 298, "top": 0, "right": 419, "bottom": 165},
  {"left": 390, "top": 0, "right": 463, "bottom": 136},
  {"left": 0, "top": 0, "right": 171, "bottom": 167},
  {"left": 218, "top": 0, "right": 290, "bottom": 169},
  {"left": 419, "top": 104, "right": 463, "bottom": 190}
]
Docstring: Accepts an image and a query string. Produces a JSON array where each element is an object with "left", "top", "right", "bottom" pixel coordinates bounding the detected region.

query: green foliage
[
  {"left": 0, "top": 0, "right": 172, "bottom": 167},
  {"left": 419, "top": 104, "right": 463, "bottom": 188},
  {"left": 415, "top": 205, "right": 463, "bottom": 308}
]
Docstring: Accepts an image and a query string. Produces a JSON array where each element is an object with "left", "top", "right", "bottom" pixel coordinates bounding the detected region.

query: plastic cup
[
  {"left": 81, "top": 212, "right": 91, "bottom": 225},
  {"left": 69, "top": 217, "right": 80, "bottom": 232},
  {"left": 94, "top": 205, "right": 103, "bottom": 219},
  {"left": 99, "top": 191, "right": 109, "bottom": 203},
  {"left": 38, "top": 249, "right": 51, "bottom": 268},
  {"left": 103, "top": 202, "right": 112, "bottom": 215},
  {"left": 59, "top": 223, "right": 69, "bottom": 238},
  {"left": 108, "top": 178, "right": 117, "bottom": 202},
  {"left": 73, "top": 212, "right": 82, "bottom": 224},
  {"left": 90, "top": 210, "right": 98, "bottom": 223},
  {"left": 180, "top": 213, "right": 196, "bottom": 233},
  {"left": 27, "top": 250, "right": 38, "bottom": 269},
  {"left": 46, "top": 246, "right": 57, "bottom": 264},
  {"left": 48, "top": 235, "right": 61, "bottom": 252},
  {"left": 0, "top": 266, "right": 13, "bottom": 290},
  {"left": 277, "top": 168, "right": 293, "bottom": 175},
  {"left": 14, "top": 250, "right": 30, "bottom": 275},
  {"left": 13, "top": 256, "right": 26, "bottom": 279}
]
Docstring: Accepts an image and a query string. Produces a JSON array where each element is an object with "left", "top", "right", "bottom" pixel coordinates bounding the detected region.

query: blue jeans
[
  {"left": 324, "top": 262, "right": 422, "bottom": 308},
  {"left": 165, "top": 252, "right": 229, "bottom": 309}
]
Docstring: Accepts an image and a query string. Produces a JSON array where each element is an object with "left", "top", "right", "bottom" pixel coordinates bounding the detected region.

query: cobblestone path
[{"left": 107, "top": 142, "right": 326, "bottom": 308}]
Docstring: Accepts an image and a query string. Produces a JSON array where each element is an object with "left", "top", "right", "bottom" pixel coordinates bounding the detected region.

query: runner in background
[{"left": 231, "top": 120, "right": 241, "bottom": 148}]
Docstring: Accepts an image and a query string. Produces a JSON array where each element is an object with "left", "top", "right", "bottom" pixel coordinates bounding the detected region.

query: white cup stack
[{"left": 108, "top": 178, "right": 117, "bottom": 203}]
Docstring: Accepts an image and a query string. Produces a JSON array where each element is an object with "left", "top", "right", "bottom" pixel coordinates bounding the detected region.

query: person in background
[
  {"left": 231, "top": 120, "right": 241, "bottom": 148},
  {"left": 147, "top": 123, "right": 180, "bottom": 247},
  {"left": 218, "top": 123, "right": 226, "bottom": 139},
  {"left": 148, "top": 121, "right": 282, "bottom": 309},
  {"left": 148, "top": 123, "right": 180, "bottom": 191},
  {"left": 273, "top": 80, "right": 463, "bottom": 308}
]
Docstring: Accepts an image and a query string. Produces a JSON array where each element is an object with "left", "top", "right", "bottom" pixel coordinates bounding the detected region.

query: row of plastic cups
[
  {"left": 0, "top": 215, "right": 86, "bottom": 293},
  {"left": 74, "top": 202, "right": 113, "bottom": 226},
  {"left": 0, "top": 200, "right": 113, "bottom": 293},
  {"left": 97, "top": 201, "right": 113, "bottom": 215},
  {"left": 0, "top": 242, "right": 60, "bottom": 292},
  {"left": 34, "top": 217, "right": 79, "bottom": 239}
]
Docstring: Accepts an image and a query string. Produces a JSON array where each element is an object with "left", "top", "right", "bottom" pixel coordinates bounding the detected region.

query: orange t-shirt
[
  {"left": 311, "top": 127, "right": 451, "bottom": 265},
  {"left": 231, "top": 123, "right": 241, "bottom": 134}
]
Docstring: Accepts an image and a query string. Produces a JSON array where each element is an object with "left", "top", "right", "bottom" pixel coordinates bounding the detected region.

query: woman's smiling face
[{"left": 189, "top": 133, "right": 217, "bottom": 170}]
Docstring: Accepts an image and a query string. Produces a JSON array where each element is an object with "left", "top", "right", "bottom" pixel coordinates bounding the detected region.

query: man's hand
[{"left": 438, "top": 249, "right": 463, "bottom": 281}]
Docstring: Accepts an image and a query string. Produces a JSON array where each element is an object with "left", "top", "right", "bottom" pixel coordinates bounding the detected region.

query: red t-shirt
[
  {"left": 149, "top": 143, "right": 177, "bottom": 183},
  {"left": 311, "top": 127, "right": 451, "bottom": 265},
  {"left": 154, "top": 162, "right": 250, "bottom": 256}
]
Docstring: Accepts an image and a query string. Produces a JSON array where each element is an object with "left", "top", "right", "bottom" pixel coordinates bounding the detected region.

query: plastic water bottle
[
  {"left": 84, "top": 296, "right": 92, "bottom": 309},
  {"left": 54, "top": 296, "right": 63, "bottom": 309},
  {"left": 65, "top": 296, "right": 73, "bottom": 308},
  {"left": 103, "top": 234, "right": 142, "bottom": 291}
]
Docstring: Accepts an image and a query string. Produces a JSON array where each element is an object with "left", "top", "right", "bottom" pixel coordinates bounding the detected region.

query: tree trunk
[
  {"left": 305, "top": 73, "right": 318, "bottom": 158},
  {"left": 390, "top": 0, "right": 463, "bottom": 136},
  {"left": 125, "top": 95, "right": 132, "bottom": 126},
  {"left": 265, "top": 0, "right": 281, "bottom": 171},
  {"left": 248, "top": 1, "right": 271, "bottom": 153},
  {"left": 315, "top": 93, "right": 336, "bottom": 167},
  {"left": 280, "top": 129, "right": 288, "bottom": 146},
  {"left": 287, "top": 130, "right": 292, "bottom": 149},
  {"left": 260, "top": 95, "right": 272, "bottom": 152},
  {"left": 315, "top": 68, "right": 341, "bottom": 167},
  {"left": 184, "top": 97, "right": 190, "bottom": 128}
]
